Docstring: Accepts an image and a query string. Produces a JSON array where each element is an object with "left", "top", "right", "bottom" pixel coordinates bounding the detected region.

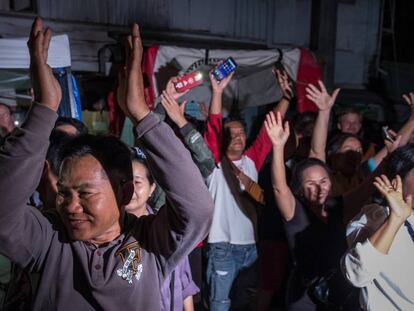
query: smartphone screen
[
  {"left": 212, "top": 57, "right": 237, "bottom": 81},
  {"left": 382, "top": 126, "right": 395, "bottom": 143}
]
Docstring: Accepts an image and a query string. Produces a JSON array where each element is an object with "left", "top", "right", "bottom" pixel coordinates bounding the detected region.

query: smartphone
[
  {"left": 174, "top": 71, "right": 204, "bottom": 93},
  {"left": 382, "top": 126, "right": 395, "bottom": 143},
  {"left": 212, "top": 57, "right": 237, "bottom": 81}
]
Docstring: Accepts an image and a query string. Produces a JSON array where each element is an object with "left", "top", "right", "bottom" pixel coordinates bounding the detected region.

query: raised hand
[
  {"left": 165, "top": 76, "right": 189, "bottom": 100},
  {"left": 209, "top": 64, "right": 234, "bottom": 94},
  {"left": 305, "top": 80, "right": 340, "bottom": 112},
  {"left": 118, "top": 23, "right": 149, "bottom": 124},
  {"left": 27, "top": 17, "right": 61, "bottom": 111},
  {"left": 273, "top": 68, "right": 293, "bottom": 100},
  {"left": 402, "top": 92, "right": 414, "bottom": 121},
  {"left": 264, "top": 111, "right": 290, "bottom": 147},
  {"left": 374, "top": 175, "right": 413, "bottom": 222},
  {"left": 160, "top": 90, "right": 187, "bottom": 128}
]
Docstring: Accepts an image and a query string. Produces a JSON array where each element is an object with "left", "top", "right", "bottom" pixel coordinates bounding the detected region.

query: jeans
[{"left": 206, "top": 242, "right": 257, "bottom": 311}]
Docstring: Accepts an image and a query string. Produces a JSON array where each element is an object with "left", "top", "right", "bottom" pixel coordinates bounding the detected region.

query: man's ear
[
  {"left": 337, "top": 122, "right": 342, "bottom": 131},
  {"left": 149, "top": 183, "right": 156, "bottom": 198},
  {"left": 121, "top": 180, "right": 134, "bottom": 205}
]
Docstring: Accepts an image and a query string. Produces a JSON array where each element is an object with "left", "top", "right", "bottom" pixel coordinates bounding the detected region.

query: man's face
[
  {"left": 225, "top": 121, "right": 246, "bottom": 156},
  {"left": 337, "top": 113, "right": 362, "bottom": 135},
  {"left": 56, "top": 155, "right": 121, "bottom": 244}
]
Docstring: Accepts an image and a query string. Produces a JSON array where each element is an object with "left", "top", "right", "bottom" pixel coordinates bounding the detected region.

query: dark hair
[
  {"left": 290, "top": 157, "right": 331, "bottom": 198},
  {"left": 374, "top": 144, "right": 414, "bottom": 205},
  {"left": 223, "top": 116, "right": 246, "bottom": 129},
  {"left": 327, "top": 133, "right": 361, "bottom": 157},
  {"left": 47, "top": 130, "right": 73, "bottom": 176},
  {"left": 60, "top": 134, "right": 132, "bottom": 192},
  {"left": 293, "top": 111, "right": 317, "bottom": 137},
  {"left": 55, "top": 117, "right": 89, "bottom": 135},
  {"left": 130, "top": 147, "right": 155, "bottom": 185},
  {"left": 385, "top": 144, "right": 414, "bottom": 180}
]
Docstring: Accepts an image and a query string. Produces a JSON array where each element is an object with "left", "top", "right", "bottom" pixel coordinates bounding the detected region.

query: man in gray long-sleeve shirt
[{"left": 0, "top": 18, "right": 213, "bottom": 310}]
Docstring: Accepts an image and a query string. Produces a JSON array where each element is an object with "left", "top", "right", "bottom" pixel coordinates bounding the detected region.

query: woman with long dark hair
[{"left": 265, "top": 82, "right": 357, "bottom": 310}]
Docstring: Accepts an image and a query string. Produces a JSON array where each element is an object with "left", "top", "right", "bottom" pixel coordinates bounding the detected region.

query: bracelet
[{"left": 367, "top": 158, "right": 376, "bottom": 172}]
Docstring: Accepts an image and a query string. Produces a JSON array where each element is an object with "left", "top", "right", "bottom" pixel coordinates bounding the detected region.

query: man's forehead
[
  {"left": 225, "top": 121, "right": 245, "bottom": 131},
  {"left": 341, "top": 112, "right": 361, "bottom": 122},
  {"left": 60, "top": 155, "right": 108, "bottom": 180}
]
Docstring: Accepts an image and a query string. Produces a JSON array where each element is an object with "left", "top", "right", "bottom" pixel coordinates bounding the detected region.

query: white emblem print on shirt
[{"left": 115, "top": 242, "right": 143, "bottom": 284}]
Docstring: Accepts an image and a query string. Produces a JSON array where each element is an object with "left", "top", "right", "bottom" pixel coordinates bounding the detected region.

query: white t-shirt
[
  {"left": 206, "top": 156, "right": 257, "bottom": 245},
  {"left": 343, "top": 204, "right": 414, "bottom": 310}
]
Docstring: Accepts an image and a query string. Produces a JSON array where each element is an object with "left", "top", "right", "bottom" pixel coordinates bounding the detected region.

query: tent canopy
[
  {"left": 0, "top": 35, "right": 71, "bottom": 106},
  {"left": 143, "top": 45, "right": 320, "bottom": 118}
]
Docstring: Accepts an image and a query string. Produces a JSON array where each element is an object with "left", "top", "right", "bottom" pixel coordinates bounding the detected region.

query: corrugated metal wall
[
  {"left": 0, "top": 0, "right": 381, "bottom": 86},
  {"left": 35, "top": 0, "right": 311, "bottom": 47}
]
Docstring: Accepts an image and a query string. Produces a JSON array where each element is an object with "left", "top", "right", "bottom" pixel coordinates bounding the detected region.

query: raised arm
[
  {"left": 244, "top": 69, "right": 294, "bottom": 171},
  {"left": 0, "top": 18, "right": 61, "bottom": 267},
  {"left": 369, "top": 94, "right": 414, "bottom": 169},
  {"left": 117, "top": 24, "right": 213, "bottom": 277},
  {"left": 343, "top": 175, "right": 412, "bottom": 287},
  {"left": 161, "top": 91, "right": 215, "bottom": 179},
  {"left": 265, "top": 111, "right": 296, "bottom": 221},
  {"left": 272, "top": 68, "right": 294, "bottom": 117},
  {"left": 204, "top": 69, "right": 234, "bottom": 163},
  {"left": 306, "top": 81, "right": 340, "bottom": 162}
]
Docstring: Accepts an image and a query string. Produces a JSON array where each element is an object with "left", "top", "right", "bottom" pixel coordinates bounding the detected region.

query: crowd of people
[{"left": 0, "top": 17, "right": 413, "bottom": 311}]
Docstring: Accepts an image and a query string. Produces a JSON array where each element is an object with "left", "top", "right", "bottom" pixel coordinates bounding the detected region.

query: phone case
[
  {"left": 173, "top": 71, "right": 204, "bottom": 93},
  {"left": 212, "top": 57, "right": 237, "bottom": 81}
]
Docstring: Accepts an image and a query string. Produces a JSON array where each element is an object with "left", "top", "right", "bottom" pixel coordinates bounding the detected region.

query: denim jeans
[{"left": 206, "top": 242, "right": 257, "bottom": 311}]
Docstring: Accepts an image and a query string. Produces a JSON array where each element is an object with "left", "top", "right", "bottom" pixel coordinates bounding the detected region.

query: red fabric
[
  {"left": 204, "top": 113, "right": 223, "bottom": 164},
  {"left": 204, "top": 112, "right": 272, "bottom": 171},
  {"left": 107, "top": 90, "right": 125, "bottom": 137},
  {"left": 142, "top": 45, "right": 160, "bottom": 110},
  {"left": 295, "top": 48, "right": 321, "bottom": 113},
  {"left": 244, "top": 123, "right": 273, "bottom": 172}
]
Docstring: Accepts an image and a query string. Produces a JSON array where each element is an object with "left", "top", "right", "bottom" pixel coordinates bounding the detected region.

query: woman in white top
[{"left": 343, "top": 144, "right": 414, "bottom": 310}]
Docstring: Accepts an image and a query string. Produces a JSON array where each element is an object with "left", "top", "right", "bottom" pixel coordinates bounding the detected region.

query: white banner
[
  {"left": 0, "top": 34, "right": 71, "bottom": 69},
  {"left": 151, "top": 46, "right": 301, "bottom": 115}
]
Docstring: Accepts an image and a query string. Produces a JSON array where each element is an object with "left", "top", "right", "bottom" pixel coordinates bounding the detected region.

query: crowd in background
[{"left": 0, "top": 17, "right": 413, "bottom": 311}]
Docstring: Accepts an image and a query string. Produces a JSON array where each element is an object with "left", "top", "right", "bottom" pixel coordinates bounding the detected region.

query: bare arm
[
  {"left": 271, "top": 69, "right": 294, "bottom": 118},
  {"left": 370, "top": 94, "right": 414, "bottom": 168},
  {"left": 265, "top": 111, "right": 296, "bottom": 221},
  {"left": 183, "top": 296, "right": 195, "bottom": 311},
  {"left": 208, "top": 70, "right": 234, "bottom": 115},
  {"left": 369, "top": 175, "right": 412, "bottom": 254},
  {"left": 306, "top": 81, "right": 340, "bottom": 162}
]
